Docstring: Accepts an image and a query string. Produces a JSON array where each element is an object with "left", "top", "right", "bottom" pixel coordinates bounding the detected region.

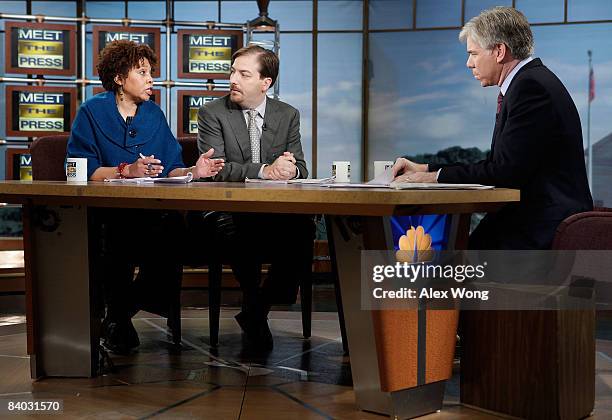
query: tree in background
[{"left": 406, "top": 146, "right": 489, "bottom": 166}]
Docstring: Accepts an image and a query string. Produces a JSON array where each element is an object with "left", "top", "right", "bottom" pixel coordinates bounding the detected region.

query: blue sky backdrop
[{"left": 368, "top": 1, "right": 612, "bottom": 176}]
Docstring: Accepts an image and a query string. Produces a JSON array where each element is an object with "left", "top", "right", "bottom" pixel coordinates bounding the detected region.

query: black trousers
[
  {"left": 234, "top": 213, "right": 315, "bottom": 306},
  {"left": 189, "top": 212, "right": 315, "bottom": 309},
  {"left": 89, "top": 208, "right": 184, "bottom": 322}
]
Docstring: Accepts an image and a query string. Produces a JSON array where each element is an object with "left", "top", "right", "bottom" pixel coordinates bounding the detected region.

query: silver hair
[{"left": 459, "top": 7, "right": 534, "bottom": 60}]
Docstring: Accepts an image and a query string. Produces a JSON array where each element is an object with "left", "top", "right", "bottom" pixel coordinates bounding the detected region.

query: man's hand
[
  {"left": 391, "top": 157, "right": 428, "bottom": 177},
  {"left": 263, "top": 152, "right": 297, "bottom": 180},
  {"left": 193, "top": 148, "right": 225, "bottom": 178},
  {"left": 393, "top": 171, "right": 438, "bottom": 183}
]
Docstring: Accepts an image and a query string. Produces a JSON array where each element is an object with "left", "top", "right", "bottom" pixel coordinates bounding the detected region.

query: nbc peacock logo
[{"left": 396, "top": 225, "right": 434, "bottom": 263}]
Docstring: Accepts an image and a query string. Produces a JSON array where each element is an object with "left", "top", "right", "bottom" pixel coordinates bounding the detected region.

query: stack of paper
[
  {"left": 245, "top": 176, "right": 335, "bottom": 184},
  {"left": 390, "top": 182, "right": 493, "bottom": 190},
  {"left": 245, "top": 168, "right": 494, "bottom": 190},
  {"left": 105, "top": 173, "right": 193, "bottom": 184},
  {"left": 324, "top": 181, "right": 492, "bottom": 190},
  {"left": 323, "top": 167, "right": 493, "bottom": 189}
]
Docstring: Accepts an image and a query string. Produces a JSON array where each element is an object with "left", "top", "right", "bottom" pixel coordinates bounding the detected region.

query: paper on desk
[
  {"left": 324, "top": 182, "right": 390, "bottom": 188},
  {"left": 245, "top": 176, "right": 335, "bottom": 184},
  {"left": 105, "top": 172, "right": 193, "bottom": 184},
  {"left": 105, "top": 177, "right": 155, "bottom": 184},
  {"left": 289, "top": 176, "right": 334, "bottom": 184},
  {"left": 368, "top": 167, "right": 395, "bottom": 186},
  {"left": 152, "top": 173, "right": 193, "bottom": 183},
  {"left": 323, "top": 167, "right": 394, "bottom": 188},
  {"left": 390, "top": 182, "right": 494, "bottom": 190},
  {"left": 245, "top": 178, "right": 289, "bottom": 184},
  {"left": 323, "top": 166, "right": 493, "bottom": 189},
  {"left": 324, "top": 182, "right": 493, "bottom": 190}
]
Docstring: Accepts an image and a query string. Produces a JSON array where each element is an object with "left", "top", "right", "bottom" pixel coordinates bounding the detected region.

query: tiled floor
[{"left": 0, "top": 309, "right": 611, "bottom": 419}]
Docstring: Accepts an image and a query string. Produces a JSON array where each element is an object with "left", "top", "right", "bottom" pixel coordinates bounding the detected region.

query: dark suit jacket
[
  {"left": 197, "top": 95, "right": 307, "bottom": 181},
  {"left": 429, "top": 58, "right": 592, "bottom": 249}
]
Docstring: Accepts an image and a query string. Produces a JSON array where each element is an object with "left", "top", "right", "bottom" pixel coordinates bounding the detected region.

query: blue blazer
[{"left": 67, "top": 91, "right": 184, "bottom": 179}]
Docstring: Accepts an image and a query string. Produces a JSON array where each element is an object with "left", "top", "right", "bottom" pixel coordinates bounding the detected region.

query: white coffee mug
[
  {"left": 374, "top": 160, "right": 394, "bottom": 178},
  {"left": 332, "top": 161, "right": 351, "bottom": 183},
  {"left": 66, "top": 158, "right": 88, "bottom": 182}
]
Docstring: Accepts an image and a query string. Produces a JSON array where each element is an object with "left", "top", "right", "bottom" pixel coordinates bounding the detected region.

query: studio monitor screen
[
  {"left": 177, "top": 29, "right": 243, "bottom": 79},
  {"left": 5, "top": 85, "right": 77, "bottom": 137},
  {"left": 4, "top": 21, "right": 76, "bottom": 76},
  {"left": 176, "top": 90, "right": 225, "bottom": 137},
  {"left": 92, "top": 26, "right": 161, "bottom": 77}
]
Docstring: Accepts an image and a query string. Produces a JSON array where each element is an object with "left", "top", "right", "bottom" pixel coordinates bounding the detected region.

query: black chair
[
  {"left": 30, "top": 135, "right": 182, "bottom": 345},
  {"left": 179, "top": 137, "right": 347, "bottom": 349},
  {"left": 183, "top": 209, "right": 316, "bottom": 347}
]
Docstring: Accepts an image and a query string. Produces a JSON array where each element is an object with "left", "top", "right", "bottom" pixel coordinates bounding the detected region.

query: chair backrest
[
  {"left": 178, "top": 136, "right": 199, "bottom": 166},
  {"left": 31, "top": 135, "right": 199, "bottom": 181},
  {"left": 552, "top": 207, "right": 612, "bottom": 250},
  {"left": 30, "top": 135, "right": 69, "bottom": 181}
]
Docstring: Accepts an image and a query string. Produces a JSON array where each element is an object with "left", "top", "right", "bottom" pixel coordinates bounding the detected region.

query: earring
[{"left": 118, "top": 86, "right": 124, "bottom": 101}]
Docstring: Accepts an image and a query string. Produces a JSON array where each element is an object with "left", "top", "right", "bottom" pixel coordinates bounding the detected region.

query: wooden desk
[{"left": 0, "top": 180, "right": 519, "bottom": 419}]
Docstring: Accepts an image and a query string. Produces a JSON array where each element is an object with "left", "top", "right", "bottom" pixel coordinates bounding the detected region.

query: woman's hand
[
  {"left": 192, "top": 148, "right": 225, "bottom": 178},
  {"left": 126, "top": 154, "right": 164, "bottom": 177}
]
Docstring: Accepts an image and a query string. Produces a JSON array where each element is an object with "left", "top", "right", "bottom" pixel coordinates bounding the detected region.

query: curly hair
[{"left": 97, "top": 40, "right": 157, "bottom": 92}]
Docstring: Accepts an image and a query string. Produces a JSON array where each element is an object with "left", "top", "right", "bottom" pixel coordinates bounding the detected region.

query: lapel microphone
[
  {"left": 262, "top": 122, "right": 267, "bottom": 131},
  {"left": 126, "top": 116, "right": 137, "bottom": 137}
]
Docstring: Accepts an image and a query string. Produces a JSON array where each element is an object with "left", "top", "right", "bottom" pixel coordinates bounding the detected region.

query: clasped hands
[
  {"left": 263, "top": 152, "right": 297, "bottom": 180},
  {"left": 391, "top": 157, "right": 437, "bottom": 183}
]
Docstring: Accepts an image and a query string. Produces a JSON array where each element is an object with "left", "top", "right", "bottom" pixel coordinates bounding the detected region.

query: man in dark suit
[
  {"left": 392, "top": 6, "right": 592, "bottom": 250},
  {"left": 197, "top": 45, "right": 314, "bottom": 350}
]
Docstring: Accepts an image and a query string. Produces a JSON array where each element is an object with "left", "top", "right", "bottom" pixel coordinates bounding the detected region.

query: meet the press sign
[{"left": 5, "top": 22, "right": 76, "bottom": 75}]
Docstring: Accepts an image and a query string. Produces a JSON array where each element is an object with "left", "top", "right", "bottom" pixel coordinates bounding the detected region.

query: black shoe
[
  {"left": 125, "top": 319, "right": 140, "bottom": 348},
  {"left": 235, "top": 311, "right": 273, "bottom": 351},
  {"left": 235, "top": 310, "right": 249, "bottom": 334},
  {"left": 101, "top": 318, "right": 140, "bottom": 355}
]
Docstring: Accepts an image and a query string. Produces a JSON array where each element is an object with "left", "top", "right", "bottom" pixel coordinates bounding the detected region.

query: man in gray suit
[
  {"left": 198, "top": 46, "right": 307, "bottom": 182},
  {"left": 197, "top": 45, "right": 314, "bottom": 350}
]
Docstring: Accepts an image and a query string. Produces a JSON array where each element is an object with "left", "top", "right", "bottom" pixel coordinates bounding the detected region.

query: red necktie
[{"left": 496, "top": 92, "right": 504, "bottom": 116}]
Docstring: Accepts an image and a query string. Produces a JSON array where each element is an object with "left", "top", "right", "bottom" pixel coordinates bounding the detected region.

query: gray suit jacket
[{"left": 197, "top": 95, "right": 307, "bottom": 181}]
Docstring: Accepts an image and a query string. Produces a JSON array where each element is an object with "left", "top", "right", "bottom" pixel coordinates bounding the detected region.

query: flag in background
[{"left": 589, "top": 67, "right": 595, "bottom": 103}]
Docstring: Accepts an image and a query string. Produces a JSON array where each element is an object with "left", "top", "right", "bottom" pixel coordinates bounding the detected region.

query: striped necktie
[{"left": 248, "top": 109, "right": 260, "bottom": 163}]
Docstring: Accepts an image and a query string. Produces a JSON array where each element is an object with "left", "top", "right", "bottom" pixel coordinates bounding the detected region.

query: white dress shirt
[
  {"left": 500, "top": 56, "right": 534, "bottom": 96},
  {"left": 242, "top": 97, "right": 267, "bottom": 179},
  {"left": 242, "top": 96, "right": 299, "bottom": 179}
]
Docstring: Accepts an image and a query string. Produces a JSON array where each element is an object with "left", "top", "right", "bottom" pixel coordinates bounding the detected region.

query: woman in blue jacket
[{"left": 67, "top": 40, "right": 224, "bottom": 354}]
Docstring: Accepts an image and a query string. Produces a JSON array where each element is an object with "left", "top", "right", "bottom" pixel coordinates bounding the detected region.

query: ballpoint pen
[{"left": 139, "top": 153, "right": 161, "bottom": 172}]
